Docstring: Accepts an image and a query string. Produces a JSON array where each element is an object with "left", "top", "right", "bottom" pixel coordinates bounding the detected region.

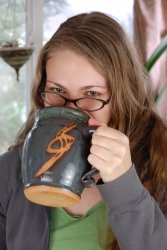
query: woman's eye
[
  {"left": 52, "top": 88, "right": 64, "bottom": 93},
  {"left": 87, "top": 91, "right": 98, "bottom": 97}
]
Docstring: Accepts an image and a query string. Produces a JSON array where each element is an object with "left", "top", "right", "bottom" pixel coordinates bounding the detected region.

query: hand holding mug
[{"left": 88, "top": 125, "right": 132, "bottom": 182}]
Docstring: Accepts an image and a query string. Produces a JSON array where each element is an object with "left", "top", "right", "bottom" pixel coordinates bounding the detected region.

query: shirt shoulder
[{"left": 0, "top": 147, "right": 22, "bottom": 210}]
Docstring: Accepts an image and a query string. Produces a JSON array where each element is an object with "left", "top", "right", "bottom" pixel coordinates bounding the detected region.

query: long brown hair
[{"left": 15, "top": 12, "right": 167, "bottom": 249}]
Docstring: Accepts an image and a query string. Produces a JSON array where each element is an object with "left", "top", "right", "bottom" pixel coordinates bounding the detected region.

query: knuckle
[
  {"left": 87, "top": 153, "right": 94, "bottom": 164},
  {"left": 122, "top": 134, "right": 129, "bottom": 144},
  {"left": 90, "top": 145, "right": 96, "bottom": 154},
  {"left": 94, "top": 125, "right": 106, "bottom": 135}
]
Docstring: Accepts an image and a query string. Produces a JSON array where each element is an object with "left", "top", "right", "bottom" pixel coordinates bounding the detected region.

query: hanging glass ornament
[{"left": 0, "top": 41, "right": 33, "bottom": 81}]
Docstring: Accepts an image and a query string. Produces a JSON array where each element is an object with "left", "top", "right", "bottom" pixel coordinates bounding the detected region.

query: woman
[{"left": 0, "top": 11, "right": 167, "bottom": 250}]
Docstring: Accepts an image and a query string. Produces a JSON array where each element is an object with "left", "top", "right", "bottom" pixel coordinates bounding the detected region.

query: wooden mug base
[{"left": 24, "top": 185, "right": 81, "bottom": 207}]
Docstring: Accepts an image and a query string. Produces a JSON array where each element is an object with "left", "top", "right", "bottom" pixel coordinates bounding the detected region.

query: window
[{"left": 0, "top": 0, "right": 27, "bottom": 153}]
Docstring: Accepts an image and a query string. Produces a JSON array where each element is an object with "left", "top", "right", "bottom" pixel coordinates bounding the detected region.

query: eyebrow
[
  {"left": 46, "top": 80, "right": 65, "bottom": 88},
  {"left": 46, "top": 80, "right": 107, "bottom": 90}
]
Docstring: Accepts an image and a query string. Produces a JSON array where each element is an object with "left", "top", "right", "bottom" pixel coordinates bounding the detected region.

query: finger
[
  {"left": 93, "top": 126, "right": 129, "bottom": 143},
  {"left": 90, "top": 142, "right": 128, "bottom": 167},
  {"left": 88, "top": 153, "right": 118, "bottom": 174},
  {"left": 91, "top": 134, "right": 119, "bottom": 150},
  {"left": 90, "top": 144, "right": 116, "bottom": 161}
]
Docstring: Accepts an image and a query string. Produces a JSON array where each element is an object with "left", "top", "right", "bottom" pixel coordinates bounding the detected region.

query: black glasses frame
[{"left": 39, "top": 91, "right": 111, "bottom": 111}]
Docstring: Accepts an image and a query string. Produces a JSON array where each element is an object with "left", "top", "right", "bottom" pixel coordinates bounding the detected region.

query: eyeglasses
[{"left": 40, "top": 91, "right": 111, "bottom": 112}]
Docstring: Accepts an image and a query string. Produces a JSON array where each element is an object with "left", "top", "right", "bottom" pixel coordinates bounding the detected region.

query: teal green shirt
[{"left": 49, "top": 201, "right": 114, "bottom": 250}]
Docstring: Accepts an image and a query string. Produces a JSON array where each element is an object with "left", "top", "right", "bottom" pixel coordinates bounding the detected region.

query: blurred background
[{"left": 0, "top": 0, "right": 166, "bottom": 154}]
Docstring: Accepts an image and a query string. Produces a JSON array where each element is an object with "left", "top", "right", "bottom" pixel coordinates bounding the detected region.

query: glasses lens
[
  {"left": 41, "top": 92, "right": 65, "bottom": 106},
  {"left": 77, "top": 98, "right": 103, "bottom": 111}
]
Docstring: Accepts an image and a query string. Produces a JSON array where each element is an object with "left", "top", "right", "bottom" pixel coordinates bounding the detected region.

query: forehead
[{"left": 46, "top": 49, "right": 107, "bottom": 89}]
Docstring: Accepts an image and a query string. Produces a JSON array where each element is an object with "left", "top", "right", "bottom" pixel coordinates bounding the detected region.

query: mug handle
[{"left": 81, "top": 128, "right": 99, "bottom": 188}]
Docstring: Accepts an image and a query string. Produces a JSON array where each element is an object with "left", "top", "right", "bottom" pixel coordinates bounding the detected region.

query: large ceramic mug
[{"left": 22, "top": 107, "right": 98, "bottom": 207}]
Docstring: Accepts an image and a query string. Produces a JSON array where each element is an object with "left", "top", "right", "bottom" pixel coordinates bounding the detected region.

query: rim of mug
[{"left": 35, "top": 106, "right": 90, "bottom": 124}]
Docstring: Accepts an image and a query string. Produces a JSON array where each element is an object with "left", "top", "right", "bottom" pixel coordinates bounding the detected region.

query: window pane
[{"left": 0, "top": 0, "right": 27, "bottom": 154}]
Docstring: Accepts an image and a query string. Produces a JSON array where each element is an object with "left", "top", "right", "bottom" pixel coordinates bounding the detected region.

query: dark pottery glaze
[{"left": 22, "top": 107, "right": 98, "bottom": 207}]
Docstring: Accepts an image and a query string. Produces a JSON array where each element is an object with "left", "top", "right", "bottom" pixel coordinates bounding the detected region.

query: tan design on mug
[{"left": 34, "top": 123, "right": 77, "bottom": 177}]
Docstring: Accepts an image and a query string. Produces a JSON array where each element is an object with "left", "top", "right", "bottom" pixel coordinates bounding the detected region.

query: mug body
[{"left": 22, "top": 107, "right": 92, "bottom": 207}]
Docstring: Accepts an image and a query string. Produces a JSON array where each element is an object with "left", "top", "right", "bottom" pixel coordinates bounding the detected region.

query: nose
[{"left": 64, "top": 101, "right": 78, "bottom": 109}]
